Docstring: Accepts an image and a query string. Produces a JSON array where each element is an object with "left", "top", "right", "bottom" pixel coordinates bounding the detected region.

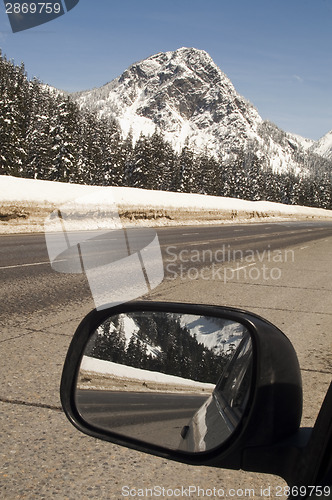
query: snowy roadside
[
  {"left": 78, "top": 355, "right": 215, "bottom": 394},
  {"left": 1, "top": 175, "right": 332, "bottom": 234}
]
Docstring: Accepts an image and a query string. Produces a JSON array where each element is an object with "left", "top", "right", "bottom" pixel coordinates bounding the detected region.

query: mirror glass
[{"left": 75, "top": 311, "right": 253, "bottom": 453}]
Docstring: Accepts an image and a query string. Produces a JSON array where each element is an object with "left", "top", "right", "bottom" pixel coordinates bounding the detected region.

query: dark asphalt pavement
[{"left": 1, "top": 220, "right": 332, "bottom": 317}]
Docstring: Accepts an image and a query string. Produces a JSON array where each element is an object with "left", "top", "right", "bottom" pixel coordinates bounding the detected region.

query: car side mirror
[{"left": 61, "top": 301, "right": 303, "bottom": 482}]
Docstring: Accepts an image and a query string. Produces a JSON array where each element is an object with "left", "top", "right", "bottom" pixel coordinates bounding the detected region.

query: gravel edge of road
[{"left": 1, "top": 203, "right": 332, "bottom": 235}]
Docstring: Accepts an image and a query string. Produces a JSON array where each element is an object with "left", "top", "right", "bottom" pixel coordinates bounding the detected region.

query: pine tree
[
  {"left": 25, "top": 81, "right": 54, "bottom": 179},
  {"left": 129, "top": 133, "right": 157, "bottom": 189},
  {"left": 0, "top": 55, "right": 29, "bottom": 175},
  {"left": 178, "top": 142, "right": 196, "bottom": 193},
  {"left": 49, "top": 96, "right": 80, "bottom": 182},
  {"left": 198, "top": 152, "right": 222, "bottom": 196},
  {"left": 102, "top": 118, "right": 125, "bottom": 186}
]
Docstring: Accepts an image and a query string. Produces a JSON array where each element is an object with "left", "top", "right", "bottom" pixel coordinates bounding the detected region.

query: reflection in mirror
[{"left": 75, "top": 311, "right": 253, "bottom": 452}]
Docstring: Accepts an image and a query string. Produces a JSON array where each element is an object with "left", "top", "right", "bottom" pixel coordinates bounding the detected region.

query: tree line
[
  {"left": 1, "top": 51, "right": 331, "bottom": 209},
  {"left": 86, "top": 313, "right": 235, "bottom": 385}
]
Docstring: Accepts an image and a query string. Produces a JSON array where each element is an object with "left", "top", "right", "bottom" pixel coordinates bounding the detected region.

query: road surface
[
  {"left": 76, "top": 389, "right": 209, "bottom": 449},
  {"left": 1, "top": 220, "right": 332, "bottom": 499},
  {"left": 1, "top": 220, "right": 331, "bottom": 315}
]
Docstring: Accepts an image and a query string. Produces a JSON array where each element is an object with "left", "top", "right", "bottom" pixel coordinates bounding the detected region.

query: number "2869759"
[{"left": 5, "top": 3, "right": 62, "bottom": 15}]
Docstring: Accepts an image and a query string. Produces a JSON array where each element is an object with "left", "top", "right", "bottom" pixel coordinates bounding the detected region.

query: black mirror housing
[{"left": 60, "top": 301, "right": 302, "bottom": 480}]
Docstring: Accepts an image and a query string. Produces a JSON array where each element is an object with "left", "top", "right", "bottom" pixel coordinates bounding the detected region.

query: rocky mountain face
[
  {"left": 310, "top": 129, "right": 332, "bottom": 160},
  {"left": 73, "top": 47, "right": 330, "bottom": 173}
]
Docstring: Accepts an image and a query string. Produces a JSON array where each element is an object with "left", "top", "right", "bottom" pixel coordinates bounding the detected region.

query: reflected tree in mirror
[{"left": 76, "top": 311, "right": 253, "bottom": 452}]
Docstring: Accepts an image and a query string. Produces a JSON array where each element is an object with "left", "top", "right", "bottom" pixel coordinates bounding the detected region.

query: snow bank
[
  {"left": 1, "top": 175, "right": 332, "bottom": 233},
  {"left": 80, "top": 355, "right": 215, "bottom": 391}
]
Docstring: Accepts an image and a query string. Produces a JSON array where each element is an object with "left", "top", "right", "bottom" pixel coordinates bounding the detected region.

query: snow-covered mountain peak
[
  {"left": 122, "top": 47, "right": 220, "bottom": 82},
  {"left": 310, "top": 129, "right": 332, "bottom": 160},
  {"left": 72, "top": 47, "right": 330, "bottom": 174},
  {"left": 286, "top": 132, "right": 315, "bottom": 151},
  {"left": 75, "top": 47, "right": 262, "bottom": 156},
  {"left": 111, "top": 46, "right": 238, "bottom": 121}
]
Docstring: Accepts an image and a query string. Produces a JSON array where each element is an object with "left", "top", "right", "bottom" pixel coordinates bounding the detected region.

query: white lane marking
[
  {"left": 1, "top": 237, "right": 124, "bottom": 270},
  {"left": 190, "top": 242, "right": 211, "bottom": 246},
  {"left": 0, "top": 260, "right": 63, "bottom": 270},
  {"left": 230, "top": 263, "right": 256, "bottom": 271},
  {"left": 182, "top": 232, "right": 200, "bottom": 236}
]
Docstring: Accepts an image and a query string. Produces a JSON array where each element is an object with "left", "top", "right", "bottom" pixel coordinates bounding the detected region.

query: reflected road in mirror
[{"left": 76, "top": 389, "right": 209, "bottom": 449}]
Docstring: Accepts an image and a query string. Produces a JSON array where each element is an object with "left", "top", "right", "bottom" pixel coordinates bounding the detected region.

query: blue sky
[{"left": 0, "top": 0, "right": 331, "bottom": 140}]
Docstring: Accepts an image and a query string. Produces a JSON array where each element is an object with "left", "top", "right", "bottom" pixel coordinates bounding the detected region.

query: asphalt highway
[
  {"left": 1, "top": 220, "right": 332, "bottom": 316},
  {"left": 76, "top": 389, "right": 209, "bottom": 449}
]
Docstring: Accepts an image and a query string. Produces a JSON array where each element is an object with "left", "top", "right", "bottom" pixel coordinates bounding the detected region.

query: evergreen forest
[
  {"left": 85, "top": 313, "right": 238, "bottom": 385},
  {"left": 1, "top": 52, "right": 331, "bottom": 209}
]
